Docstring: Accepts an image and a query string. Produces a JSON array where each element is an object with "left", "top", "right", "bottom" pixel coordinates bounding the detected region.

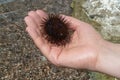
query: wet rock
[{"left": 83, "top": 0, "right": 120, "bottom": 43}]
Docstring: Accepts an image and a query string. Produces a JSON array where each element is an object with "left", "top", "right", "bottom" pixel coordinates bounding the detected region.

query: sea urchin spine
[{"left": 41, "top": 14, "right": 74, "bottom": 46}]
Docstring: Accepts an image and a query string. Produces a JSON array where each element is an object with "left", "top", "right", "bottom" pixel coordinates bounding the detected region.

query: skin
[{"left": 24, "top": 10, "right": 120, "bottom": 78}]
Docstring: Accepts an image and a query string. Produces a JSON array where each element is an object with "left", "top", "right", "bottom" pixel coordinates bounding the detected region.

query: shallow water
[{"left": 0, "top": 0, "right": 89, "bottom": 80}]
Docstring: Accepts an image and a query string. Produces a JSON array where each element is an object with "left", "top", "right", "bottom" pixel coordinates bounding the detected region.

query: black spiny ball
[{"left": 41, "top": 14, "right": 74, "bottom": 46}]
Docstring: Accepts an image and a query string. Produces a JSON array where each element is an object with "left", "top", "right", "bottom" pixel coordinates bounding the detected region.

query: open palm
[{"left": 24, "top": 10, "right": 103, "bottom": 70}]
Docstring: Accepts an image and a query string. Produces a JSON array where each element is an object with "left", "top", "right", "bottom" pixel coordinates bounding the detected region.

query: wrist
[{"left": 95, "top": 40, "right": 120, "bottom": 78}]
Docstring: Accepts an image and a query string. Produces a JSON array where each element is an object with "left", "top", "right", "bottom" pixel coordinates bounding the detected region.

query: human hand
[{"left": 24, "top": 10, "right": 105, "bottom": 70}]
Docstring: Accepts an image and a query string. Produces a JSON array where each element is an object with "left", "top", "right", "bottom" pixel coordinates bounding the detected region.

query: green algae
[{"left": 90, "top": 72, "right": 118, "bottom": 80}]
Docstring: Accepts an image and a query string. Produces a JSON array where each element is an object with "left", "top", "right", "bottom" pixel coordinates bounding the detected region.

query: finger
[
  {"left": 26, "top": 27, "right": 50, "bottom": 58},
  {"left": 34, "top": 37, "right": 51, "bottom": 59},
  {"left": 24, "top": 16, "right": 41, "bottom": 35},
  {"left": 25, "top": 15, "right": 51, "bottom": 58},
  {"left": 28, "top": 11, "right": 41, "bottom": 26},
  {"left": 24, "top": 16, "right": 37, "bottom": 29},
  {"left": 26, "top": 26, "right": 50, "bottom": 58},
  {"left": 66, "top": 16, "right": 97, "bottom": 37},
  {"left": 61, "top": 15, "right": 92, "bottom": 30},
  {"left": 36, "top": 10, "right": 48, "bottom": 21}
]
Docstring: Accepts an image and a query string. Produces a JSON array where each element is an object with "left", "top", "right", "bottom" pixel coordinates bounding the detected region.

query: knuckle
[
  {"left": 50, "top": 57, "right": 61, "bottom": 66},
  {"left": 36, "top": 10, "right": 42, "bottom": 13},
  {"left": 24, "top": 16, "right": 29, "bottom": 21},
  {"left": 28, "top": 11, "right": 35, "bottom": 15}
]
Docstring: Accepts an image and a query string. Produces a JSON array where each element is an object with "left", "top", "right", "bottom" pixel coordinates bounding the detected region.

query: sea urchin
[{"left": 41, "top": 14, "right": 74, "bottom": 46}]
